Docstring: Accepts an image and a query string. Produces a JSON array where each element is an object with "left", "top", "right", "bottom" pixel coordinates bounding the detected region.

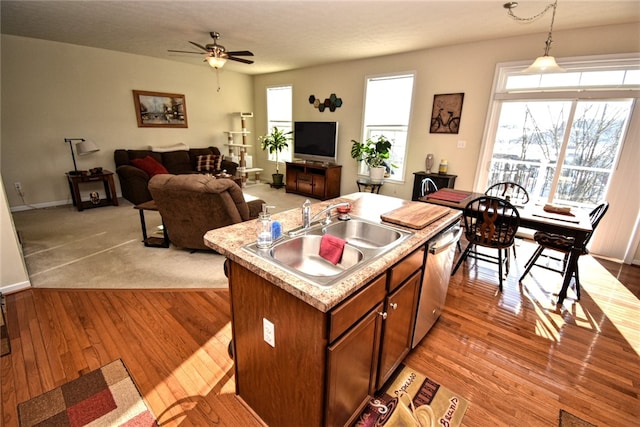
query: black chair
[
  {"left": 485, "top": 181, "right": 530, "bottom": 207},
  {"left": 486, "top": 181, "right": 530, "bottom": 258},
  {"left": 519, "top": 202, "right": 609, "bottom": 300},
  {"left": 452, "top": 196, "right": 521, "bottom": 291}
]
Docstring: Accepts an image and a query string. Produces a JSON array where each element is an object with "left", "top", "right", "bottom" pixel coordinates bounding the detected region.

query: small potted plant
[
  {"left": 260, "top": 127, "right": 292, "bottom": 187},
  {"left": 350, "top": 135, "right": 394, "bottom": 182}
]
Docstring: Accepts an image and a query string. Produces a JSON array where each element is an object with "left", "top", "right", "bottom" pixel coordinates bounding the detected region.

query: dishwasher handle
[{"left": 429, "top": 226, "right": 463, "bottom": 255}]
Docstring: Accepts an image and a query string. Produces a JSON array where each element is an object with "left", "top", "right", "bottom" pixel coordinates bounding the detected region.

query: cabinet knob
[
  {"left": 378, "top": 311, "right": 388, "bottom": 320},
  {"left": 389, "top": 302, "right": 398, "bottom": 310}
]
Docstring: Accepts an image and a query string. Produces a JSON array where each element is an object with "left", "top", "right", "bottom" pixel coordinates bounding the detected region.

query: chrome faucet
[
  {"left": 290, "top": 201, "right": 351, "bottom": 236},
  {"left": 310, "top": 202, "right": 351, "bottom": 226}
]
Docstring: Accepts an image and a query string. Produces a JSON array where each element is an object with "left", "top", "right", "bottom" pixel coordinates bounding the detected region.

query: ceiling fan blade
[
  {"left": 228, "top": 56, "right": 254, "bottom": 64},
  {"left": 168, "top": 49, "right": 203, "bottom": 54},
  {"left": 188, "top": 41, "right": 210, "bottom": 52},
  {"left": 226, "top": 50, "right": 254, "bottom": 57}
]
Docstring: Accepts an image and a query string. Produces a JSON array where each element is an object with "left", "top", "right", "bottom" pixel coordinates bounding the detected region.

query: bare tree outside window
[{"left": 488, "top": 99, "right": 631, "bottom": 209}]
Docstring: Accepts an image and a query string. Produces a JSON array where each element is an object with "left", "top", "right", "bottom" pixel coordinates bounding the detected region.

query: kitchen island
[{"left": 204, "top": 192, "right": 460, "bottom": 426}]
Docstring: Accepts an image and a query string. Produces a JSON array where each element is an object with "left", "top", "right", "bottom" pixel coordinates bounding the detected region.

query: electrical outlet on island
[{"left": 263, "top": 318, "right": 275, "bottom": 347}]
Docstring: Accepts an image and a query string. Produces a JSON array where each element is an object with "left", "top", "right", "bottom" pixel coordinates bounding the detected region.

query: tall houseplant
[
  {"left": 260, "top": 127, "right": 292, "bottom": 187},
  {"left": 350, "top": 135, "right": 394, "bottom": 182}
]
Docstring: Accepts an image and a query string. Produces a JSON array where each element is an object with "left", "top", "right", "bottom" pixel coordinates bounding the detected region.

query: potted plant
[
  {"left": 260, "top": 127, "right": 292, "bottom": 187},
  {"left": 350, "top": 135, "right": 394, "bottom": 182}
]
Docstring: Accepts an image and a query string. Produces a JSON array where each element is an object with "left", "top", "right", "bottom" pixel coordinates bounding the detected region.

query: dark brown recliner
[{"left": 148, "top": 174, "right": 264, "bottom": 251}]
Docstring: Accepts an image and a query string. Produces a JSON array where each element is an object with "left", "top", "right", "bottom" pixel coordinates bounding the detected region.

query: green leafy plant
[
  {"left": 260, "top": 127, "right": 292, "bottom": 174},
  {"left": 350, "top": 135, "right": 394, "bottom": 169}
]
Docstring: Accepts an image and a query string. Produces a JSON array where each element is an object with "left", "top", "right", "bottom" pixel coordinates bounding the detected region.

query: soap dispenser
[{"left": 257, "top": 204, "right": 275, "bottom": 249}]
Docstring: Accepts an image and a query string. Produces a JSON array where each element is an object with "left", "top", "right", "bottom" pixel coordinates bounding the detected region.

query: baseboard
[
  {"left": 10, "top": 199, "right": 69, "bottom": 212},
  {"left": 0, "top": 280, "right": 31, "bottom": 295}
]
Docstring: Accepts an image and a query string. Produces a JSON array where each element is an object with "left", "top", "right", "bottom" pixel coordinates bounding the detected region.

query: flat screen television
[{"left": 293, "top": 121, "right": 338, "bottom": 164}]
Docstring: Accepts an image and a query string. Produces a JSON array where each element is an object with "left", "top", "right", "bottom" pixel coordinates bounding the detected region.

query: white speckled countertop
[{"left": 204, "top": 192, "right": 461, "bottom": 312}]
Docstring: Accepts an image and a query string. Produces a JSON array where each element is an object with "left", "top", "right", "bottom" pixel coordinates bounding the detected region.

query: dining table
[{"left": 419, "top": 188, "right": 593, "bottom": 305}]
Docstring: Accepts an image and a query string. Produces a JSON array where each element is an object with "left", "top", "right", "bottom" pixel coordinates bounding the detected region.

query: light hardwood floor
[{"left": 2, "top": 242, "right": 639, "bottom": 426}]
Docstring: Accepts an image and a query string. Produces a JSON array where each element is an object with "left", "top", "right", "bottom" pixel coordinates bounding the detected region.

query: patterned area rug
[
  {"left": 352, "top": 363, "right": 468, "bottom": 426},
  {"left": 1, "top": 293, "right": 9, "bottom": 357},
  {"left": 559, "top": 409, "right": 597, "bottom": 427},
  {"left": 18, "top": 359, "right": 158, "bottom": 427}
]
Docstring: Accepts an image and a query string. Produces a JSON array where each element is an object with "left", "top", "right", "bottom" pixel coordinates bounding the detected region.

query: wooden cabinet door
[
  {"left": 326, "top": 302, "right": 383, "bottom": 427},
  {"left": 312, "top": 174, "right": 327, "bottom": 198},
  {"left": 285, "top": 165, "right": 298, "bottom": 191},
  {"left": 377, "top": 271, "right": 421, "bottom": 389},
  {"left": 297, "top": 172, "right": 314, "bottom": 194}
]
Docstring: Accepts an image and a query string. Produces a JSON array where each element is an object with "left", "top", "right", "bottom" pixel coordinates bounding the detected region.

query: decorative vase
[
  {"left": 369, "top": 166, "right": 385, "bottom": 183},
  {"left": 438, "top": 159, "right": 448, "bottom": 174},
  {"left": 425, "top": 154, "right": 434, "bottom": 173}
]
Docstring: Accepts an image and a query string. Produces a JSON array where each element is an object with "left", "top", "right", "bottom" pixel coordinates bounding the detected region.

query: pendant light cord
[{"left": 505, "top": 0, "right": 559, "bottom": 56}]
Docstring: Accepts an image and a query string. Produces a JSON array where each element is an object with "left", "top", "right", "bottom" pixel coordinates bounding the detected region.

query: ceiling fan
[{"left": 168, "top": 31, "right": 254, "bottom": 69}]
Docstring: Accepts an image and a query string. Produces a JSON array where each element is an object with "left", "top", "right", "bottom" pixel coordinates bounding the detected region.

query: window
[
  {"left": 360, "top": 73, "right": 415, "bottom": 182},
  {"left": 480, "top": 55, "right": 638, "bottom": 211},
  {"left": 266, "top": 85, "right": 293, "bottom": 163}
]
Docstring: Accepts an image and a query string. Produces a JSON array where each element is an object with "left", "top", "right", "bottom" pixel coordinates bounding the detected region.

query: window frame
[
  {"left": 474, "top": 53, "right": 640, "bottom": 198},
  {"left": 265, "top": 85, "right": 293, "bottom": 164},
  {"left": 359, "top": 72, "right": 416, "bottom": 184}
]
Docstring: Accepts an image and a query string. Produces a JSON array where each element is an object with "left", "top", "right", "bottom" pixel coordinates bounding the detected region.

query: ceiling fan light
[
  {"left": 521, "top": 55, "right": 565, "bottom": 74},
  {"left": 206, "top": 56, "right": 226, "bottom": 69}
]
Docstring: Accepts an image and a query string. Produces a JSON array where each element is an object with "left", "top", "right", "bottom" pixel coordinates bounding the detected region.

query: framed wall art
[
  {"left": 429, "top": 93, "right": 464, "bottom": 134},
  {"left": 132, "top": 90, "right": 188, "bottom": 128}
]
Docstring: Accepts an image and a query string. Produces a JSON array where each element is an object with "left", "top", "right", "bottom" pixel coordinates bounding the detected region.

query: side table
[
  {"left": 66, "top": 170, "right": 119, "bottom": 211},
  {"left": 356, "top": 178, "right": 384, "bottom": 194},
  {"left": 411, "top": 171, "right": 457, "bottom": 201},
  {"left": 133, "top": 201, "right": 170, "bottom": 248}
]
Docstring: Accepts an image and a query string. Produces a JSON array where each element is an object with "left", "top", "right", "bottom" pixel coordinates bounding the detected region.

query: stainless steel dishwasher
[{"left": 412, "top": 220, "right": 462, "bottom": 348}]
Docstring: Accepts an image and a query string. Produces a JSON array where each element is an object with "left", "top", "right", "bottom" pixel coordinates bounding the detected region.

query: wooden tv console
[{"left": 285, "top": 161, "right": 342, "bottom": 200}]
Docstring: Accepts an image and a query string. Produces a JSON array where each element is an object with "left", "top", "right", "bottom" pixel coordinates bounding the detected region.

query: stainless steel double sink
[{"left": 243, "top": 216, "right": 413, "bottom": 288}]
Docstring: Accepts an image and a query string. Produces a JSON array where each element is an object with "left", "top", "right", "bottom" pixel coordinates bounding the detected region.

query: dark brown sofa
[
  {"left": 148, "top": 174, "right": 264, "bottom": 251},
  {"left": 114, "top": 147, "right": 238, "bottom": 205}
]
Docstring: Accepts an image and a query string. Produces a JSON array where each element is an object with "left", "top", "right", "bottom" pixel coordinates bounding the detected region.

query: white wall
[
  {"left": 1, "top": 35, "right": 254, "bottom": 208},
  {"left": 0, "top": 176, "right": 30, "bottom": 293}
]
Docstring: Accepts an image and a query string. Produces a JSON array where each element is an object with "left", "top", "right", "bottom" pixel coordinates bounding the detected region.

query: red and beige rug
[
  {"left": 18, "top": 359, "right": 158, "bottom": 427},
  {"left": 353, "top": 363, "right": 468, "bottom": 427}
]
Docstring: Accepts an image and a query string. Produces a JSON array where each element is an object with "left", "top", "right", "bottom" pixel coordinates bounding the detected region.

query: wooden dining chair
[
  {"left": 485, "top": 181, "right": 530, "bottom": 207},
  {"left": 519, "top": 202, "right": 609, "bottom": 300},
  {"left": 451, "top": 196, "right": 521, "bottom": 291},
  {"left": 485, "top": 181, "right": 530, "bottom": 258}
]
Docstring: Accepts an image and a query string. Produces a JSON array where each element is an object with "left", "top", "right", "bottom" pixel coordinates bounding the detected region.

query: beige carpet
[{"left": 12, "top": 183, "right": 307, "bottom": 290}]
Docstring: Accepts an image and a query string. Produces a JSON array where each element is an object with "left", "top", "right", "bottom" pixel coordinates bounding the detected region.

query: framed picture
[
  {"left": 132, "top": 90, "right": 188, "bottom": 128},
  {"left": 429, "top": 93, "right": 464, "bottom": 134}
]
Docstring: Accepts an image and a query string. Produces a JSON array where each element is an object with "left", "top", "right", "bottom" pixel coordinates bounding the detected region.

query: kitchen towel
[{"left": 319, "top": 234, "right": 346, "bottom": 265}]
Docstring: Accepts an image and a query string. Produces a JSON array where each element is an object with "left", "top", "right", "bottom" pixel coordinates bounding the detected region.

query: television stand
[{"left": 285, "top": 162, "right": 342, "bottom": 200}]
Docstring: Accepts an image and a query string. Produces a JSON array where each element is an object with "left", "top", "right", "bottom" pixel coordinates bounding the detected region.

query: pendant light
[{"left": 504, "top": 0, "right": 566, "bottom": 73}]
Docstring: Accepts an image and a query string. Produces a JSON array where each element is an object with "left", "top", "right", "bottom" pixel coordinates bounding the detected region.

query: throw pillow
[
  {"left": 131, "top": 155, "right": 169, "bottom": 177},
  {"left": 196, "top": 154, "right": 222, "bottom": 172}
]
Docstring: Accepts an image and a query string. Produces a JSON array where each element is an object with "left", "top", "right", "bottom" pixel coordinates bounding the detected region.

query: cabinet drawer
[
  {"left": 328, "top": 274, "right": 386, "bottom": 342},
  {"left": 297, "top": 173, "right": 313, "bottom": 183},
  {"left": 388, "top": 247, "right": 424, "bottom": 292}
]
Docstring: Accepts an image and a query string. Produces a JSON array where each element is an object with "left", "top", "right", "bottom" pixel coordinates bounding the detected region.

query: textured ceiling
[{"left": 1, "top": 0, "right": 639, "bottom": 75}]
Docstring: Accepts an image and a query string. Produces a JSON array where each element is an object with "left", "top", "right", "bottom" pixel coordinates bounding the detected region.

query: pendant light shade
[{"left": 522, "top": 55, "right": 565, "bottom": 74}]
